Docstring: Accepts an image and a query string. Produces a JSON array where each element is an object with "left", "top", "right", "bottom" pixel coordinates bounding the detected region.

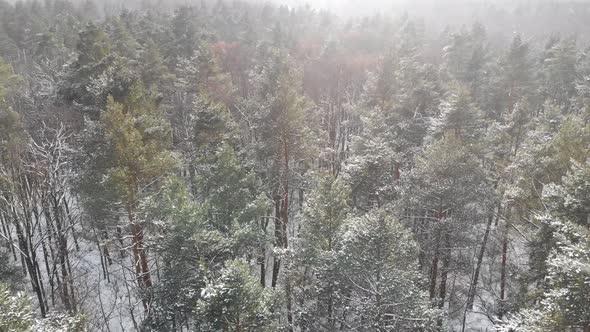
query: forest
[{"left": 0, "top": 0, "right": 589, "bottom": 331}]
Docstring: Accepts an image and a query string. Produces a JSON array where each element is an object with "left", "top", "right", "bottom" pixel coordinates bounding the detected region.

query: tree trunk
[
  {"left": 25, "top": 203, "right": 49, "bottom": 315},
  {"left": 13, "top": 212, "right": 47, "bottom": 317},
  {"left": 259, "top": 257, "right": 266, "bottom": 287},
  {"left": 438, "top": 231, "right": 451, "bottom": 310},
  {"left": 282, "top": 137, "right": 289, "bottom": 250},
  {"left": 283, "top": 138, "right": 294, "bottom": 331},
  {"left": 271, "top": 135, "right": 283, "bottom": 289},
  {"left": 63, "top": 199, "right": 80, "bottom": 252},
  {"left": 271, "top": 195, "right": 282, "bottom": 289},
  {"left": 102, "top": 230, "right": 113, "bottom": 265},
  {"left": 54, "top": 197, "right": 74, "bottom": 313},
  {"left": 116, "top": 224, "right": 125, "bottom": 258},
  {"left": 429, "top": 207, "right": 444, "bottom": 302},
  {"left": 437, "top": 230, "right": 451, "bottom": 327},
  {"left": 260, "top": 215, "right": 269, "bottom": 287},
  {"left": 429, "top": 234, "right": 440, "bottom": 301},
  {"left": 499, "top": 219, "right": 509, "bottom": 318},
  {"left": 59, "top": 243, "right": 72, "bottom": 312},
  {"left": 129, "top": 210, "right": 152, "bottom": 312},
  {"left": 34, "top": 208, "right": 55, "bottom": 306},
  {"left": 286, "top": 279, "right": 294, "bottom": 332},
  {"left": 466, "top": 204, "right": 499, "bottom": 310},
  {"left": 98, "top": 240, "right": 108, "bottom": 283}
]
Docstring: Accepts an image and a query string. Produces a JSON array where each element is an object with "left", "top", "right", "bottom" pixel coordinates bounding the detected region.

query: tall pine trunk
[
  {"left": 259, "top": 215, "right": 268, "bottom": 287},
  {"left": 466, "top": 203, "right": 500, "bottom": 310},
  {"left": 129, "top": 208, "right": 152, "bottom": 312},
  {"left": 271, "top": 136, "right": 290, "bottom": 289},
  {"left": 429, "top": 230, "right": 440, "bottom": 301},
  {"left": 499, "top": 222, "right": 509, "bottom": 318},
  {"left": 271, "top": 195, "right": 282, "bottom": 288},
  {"left": 438, "top": 231, "right": 451, "bottom": 310},
  {"left": 283, "top": 138, "right": 294, "bottom": 331},
  {"left": 437, "top": 230, "right": 451, "bottom": 328},
  {"left": 429, "top": 208, "right": 444, "bottom": 302}
]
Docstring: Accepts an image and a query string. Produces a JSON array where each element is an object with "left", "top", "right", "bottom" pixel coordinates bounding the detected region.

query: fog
[
  {"left": 59, "top": 0, "right": 590, "bottom": 43},
  {"left": 261, "top": 0, "right": 590, "bottom": 42},
  {"left": 7, "top": 0, "right": 590, "bottom": 40}
]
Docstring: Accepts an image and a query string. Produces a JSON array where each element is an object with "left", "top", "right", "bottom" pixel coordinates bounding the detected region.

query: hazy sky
[{"left": 5, "top": 0, "right": 589, "bottom": 42}]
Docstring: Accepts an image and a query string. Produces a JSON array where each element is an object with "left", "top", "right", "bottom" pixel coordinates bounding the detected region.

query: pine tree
[
  {"left": 296, "top": 174, "right": 351, "bottom": 330},
  {"left": 540, "top": 37, "right": 577, "bottom": 109},
  {"left": 499, "top": 162, "right": 590, "bottom": 332},
  {"left": 338, "top": 210, "right": 438, "bottom": 331},
  {"left": 196, "top": 260, "right": 276, "bottom": 332},
  {"left": 405, "top": 133, "right": 491, "bottom": 319},
  {"left": 96, "top": 83, "right": 176, "bottom": 311}
]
